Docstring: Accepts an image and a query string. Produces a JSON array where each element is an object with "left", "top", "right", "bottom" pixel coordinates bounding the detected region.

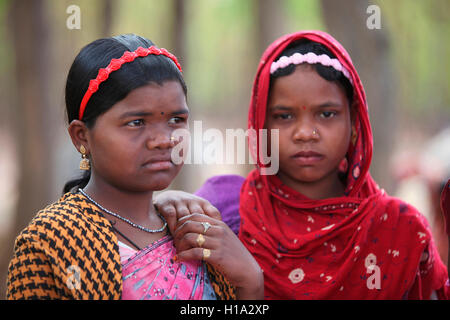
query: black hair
[
  {"left": 63, "top": 34, "right": 187, "bottom": 194},
  {"left": 270, "top": 39, "right": 353, "bottom": 105}
]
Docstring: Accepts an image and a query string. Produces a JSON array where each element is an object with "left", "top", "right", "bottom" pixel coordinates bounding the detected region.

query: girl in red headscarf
[{"left": 155, "top": 30, "right": 449, "bottom": 299}]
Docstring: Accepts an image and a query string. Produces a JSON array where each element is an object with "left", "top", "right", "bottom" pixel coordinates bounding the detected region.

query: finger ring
[
  {"left": 202, "top": 248, "right": 211, "bottom": 260},
  {"left": 196, "top": 234, "right": 205, "bottom": 247},
  {"left": 200, "top": 222, "right": 212, "bottom": 234}
]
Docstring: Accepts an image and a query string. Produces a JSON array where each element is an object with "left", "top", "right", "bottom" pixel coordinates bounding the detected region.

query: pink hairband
[{"left": 270, "top": 52, "right": 353, "bottom": 84}]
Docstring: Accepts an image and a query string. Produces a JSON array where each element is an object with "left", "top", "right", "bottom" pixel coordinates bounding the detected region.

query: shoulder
[
  {"left": 195, "top": 175, "right": 245, "bottom": 234},
  {"left": 9, "top": 192, "right": 122, "bottom": 299},
  {"left": 15, "top": 192, "right": 110, "bottom": 248},
  {"left": 197, "top": 174, "right": 246, "bottom": 192},
  {"left": 379, "top": 195, "right": 432, "bottom": 235},
  {"left": 195, "top": 174, "right": 245, "bottom": 209},
  {"left": 23, "top": 192, "right": 86, "bottom": 229}
]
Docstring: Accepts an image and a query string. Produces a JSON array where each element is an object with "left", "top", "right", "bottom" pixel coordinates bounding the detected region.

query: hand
[
  {"left": 153, "top": 190, "right": 222, "bottom": 235},
  {"left": 173, "top": 213, "right": 264, "bottom": 300}
]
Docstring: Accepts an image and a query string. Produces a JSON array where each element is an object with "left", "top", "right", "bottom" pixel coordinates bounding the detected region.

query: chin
[
  {"left": 150, "top": 183, "right": 171, "bottom": 191},
  {"left": 294, "top": 175, "right": 323, "bottom": 183},
  {"left": 141, "top": 169, "right": 180, "bottom": 190},
  {"left": 126, "top": 177, "right": 173, "bottom": 193},
  {"left": 287, "top": 167, "right": 322, "bottom": 182},
  {"left": 146, "top": 177, "right": 174, "bottom": 191}
]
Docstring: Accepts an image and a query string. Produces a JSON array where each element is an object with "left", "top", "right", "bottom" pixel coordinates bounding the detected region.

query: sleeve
[
  {"left": 195, "top": 174, "right": 245, "bottom": 235},
  {"left": 205, "top": 263, "right": 236, "bottom": 300},
  {"left": 6, "top": 234, "right": 61, "bottom": 300},
  {"left": 440, "top": 179, "right": 449, "bottom": 235},
  {"left": 407, "top": 238, "right": 449, "bottom": 300}
]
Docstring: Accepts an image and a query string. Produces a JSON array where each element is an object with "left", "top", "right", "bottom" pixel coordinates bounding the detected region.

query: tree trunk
[
  {"left": 0, "top": 0, "right": 54, "bottom": 298},
  {"left": 166, "top": 0, "right": 190, "bottom": 192},
  {"left": 255, "top": 0, "right": 286, "bottom": 56},
  {"left": 172, "top": 0, "right": 185, "bottom": 60},
  {"left": 100, "top": 0, "right": 115, "bottom": 37},
  {"left": 320, "top": 0, "right": 397, "bottom": 193}
]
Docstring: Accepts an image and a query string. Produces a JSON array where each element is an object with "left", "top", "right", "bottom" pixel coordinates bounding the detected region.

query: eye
[
  {"left": 273, "top": 113, "right": 293, "bottom": 120},
  {"left": 168, "top": 116, "right": 187, "bottom": 125},
  {"left": 320, "top": 111, "right": 337, "bottom": 119},
  {"left": 126, "top": 119, "right": 145, "bottom": 127}
]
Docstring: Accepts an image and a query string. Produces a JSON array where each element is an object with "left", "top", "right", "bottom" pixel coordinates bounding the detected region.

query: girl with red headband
[
  {"left": 6, "top": 34, "right": 263, "bottom": 300},
  {"left": 155, "top": 30, "right": 449, "bottom": 299}
]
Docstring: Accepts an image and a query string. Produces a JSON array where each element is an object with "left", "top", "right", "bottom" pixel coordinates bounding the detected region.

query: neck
[
  {"left": 82, "top": 173, "right": 156, "bottom": 224},
  {"left": 277, "top": 170, "right": 345, "bottom": 200}
]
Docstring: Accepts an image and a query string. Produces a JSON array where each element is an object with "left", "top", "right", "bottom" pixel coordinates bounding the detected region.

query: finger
[
  {"left": 155, "top": 204, "right": 177, "bottom": 235},
  {"left": 187, "top": 202, "right": 206, "bottom": 216},
  {"left": 174, "top": 217, "right": 221, "bottom": 244},
  {"left": 174, "top": 232, "right": 216, "bottom": 252},
  {"left": 201, "top": 203, "right": 222, "bottom": 221},
  {"left": 176, "top": 212, "right": 219, "bottom": 226},
  {"left": 174, "top": 213, "right": 220, "bottom": 237},
  {"left": 173, "top": 219, "right": 206, "bottom": 242},
  {"left": 175, "top": 247, "right": 213, "bottom": 263},
  {"left": 174, "top": 203, "right": 191, "bottom": 221}
]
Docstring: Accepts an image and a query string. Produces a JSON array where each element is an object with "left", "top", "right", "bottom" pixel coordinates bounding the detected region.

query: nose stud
[{"left": 312, "top": 128, "right": 319, "bottom": 136}]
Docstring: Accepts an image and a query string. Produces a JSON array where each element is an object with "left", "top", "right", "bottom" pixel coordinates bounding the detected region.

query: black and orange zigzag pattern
[{"left": 6, "top": 192, "right": 235, "bottom": 300}]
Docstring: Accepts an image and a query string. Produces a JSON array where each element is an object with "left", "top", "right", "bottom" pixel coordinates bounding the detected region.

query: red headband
[{"left": 78, "top": 46, "right": 182, "bottom": 120}]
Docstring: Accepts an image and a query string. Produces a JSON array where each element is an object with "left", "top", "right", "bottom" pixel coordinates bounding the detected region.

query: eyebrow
[
  {"left": 316, "top": 101, "right": 344, "bottom": 108},
  {"left": 269, "top": 105, "right": 293, "bottom": 111},
  {"left": 270, "top": 102, "right": 343, "bottom": 111},
  {"left": 119, "top": 109, "right": 189, "bottom": 119}
]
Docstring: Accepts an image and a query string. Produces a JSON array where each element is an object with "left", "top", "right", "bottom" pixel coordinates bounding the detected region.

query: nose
[
  {"left": 145, "top": 127, "right": 174, "bottom": 150},
  {"left": 292, "top": 119, "right": 319, "bottom": 142}
]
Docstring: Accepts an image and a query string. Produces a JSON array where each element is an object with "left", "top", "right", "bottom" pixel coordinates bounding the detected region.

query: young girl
[
  {"left": 6, "top": 34, "right": 263, "bottom": 300},
  {"left": 154, "top": 30, "right": 449, "bottom": 299}
]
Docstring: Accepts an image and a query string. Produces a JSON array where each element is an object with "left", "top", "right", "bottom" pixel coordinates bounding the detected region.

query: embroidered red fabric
[{"left": 239, "top": 30, "right": 448, "bottom": 299}]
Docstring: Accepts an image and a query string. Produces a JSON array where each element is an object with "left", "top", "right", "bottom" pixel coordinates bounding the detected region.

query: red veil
[{"left": 239, "top": 30, "right": 448, "bottom": 299}]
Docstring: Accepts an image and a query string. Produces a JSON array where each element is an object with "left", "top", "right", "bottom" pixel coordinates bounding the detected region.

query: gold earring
[{"left": 79, "top": 145, "right": 90, "bottom": 170}]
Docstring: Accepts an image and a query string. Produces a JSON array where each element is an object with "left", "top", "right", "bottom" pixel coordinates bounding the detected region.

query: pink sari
[{"left": 119, "top": 235, "right": 216, "bottom": 300}]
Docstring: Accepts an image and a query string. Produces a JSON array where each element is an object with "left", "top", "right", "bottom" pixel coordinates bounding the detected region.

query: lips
[
  {"left": 142, "top": 154, "right": 174, "bottom": 171},
  {"left": 291, "top": 150, "right": 324, "bottom": 165}
]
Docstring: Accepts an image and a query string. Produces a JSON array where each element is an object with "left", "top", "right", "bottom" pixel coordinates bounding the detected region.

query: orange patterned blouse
[{"left": 6, "top": 192, "right": 235, "bottom": 300}]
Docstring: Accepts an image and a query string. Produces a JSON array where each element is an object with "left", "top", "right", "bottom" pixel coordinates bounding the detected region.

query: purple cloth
[{"left": 195, "top": 174, "right": 245, "bottom": 235}]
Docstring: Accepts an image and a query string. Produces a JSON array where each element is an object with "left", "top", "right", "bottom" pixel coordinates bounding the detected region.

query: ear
[
  {"left": 67, "top": 120, "right": 90, "bottom": 154},
  {"left": 350, "top": 99, "right": 358, "bottom": 126}
]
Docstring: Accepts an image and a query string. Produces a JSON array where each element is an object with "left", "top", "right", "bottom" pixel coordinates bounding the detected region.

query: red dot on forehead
[{"left": 302, "top": 106, "right": 307, "bottom": 110}]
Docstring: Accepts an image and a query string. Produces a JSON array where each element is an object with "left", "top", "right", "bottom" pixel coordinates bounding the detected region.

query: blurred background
[{"left": 0, "top": 0, "right": 449, "bottom": 298}]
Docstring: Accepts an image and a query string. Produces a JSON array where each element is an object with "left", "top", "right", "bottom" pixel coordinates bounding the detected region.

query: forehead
[
  {"left": 114, "top": 81, "right": 187, "bottom": 110},
  {"left": 268, "top": 65, "right": 348, "bottom": 106}
]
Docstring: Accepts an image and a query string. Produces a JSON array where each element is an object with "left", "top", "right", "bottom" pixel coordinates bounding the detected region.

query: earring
[
  {"left": 79, "top": 145, "right": 90, "bottom": 170},
  {"left": 338, "top": 157, "right": 348, "bottom": 173}
]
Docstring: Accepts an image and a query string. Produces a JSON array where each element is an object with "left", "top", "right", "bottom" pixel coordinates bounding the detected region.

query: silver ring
[{"left": 200, "top": 222, "right": 212, "bottom": 234}]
